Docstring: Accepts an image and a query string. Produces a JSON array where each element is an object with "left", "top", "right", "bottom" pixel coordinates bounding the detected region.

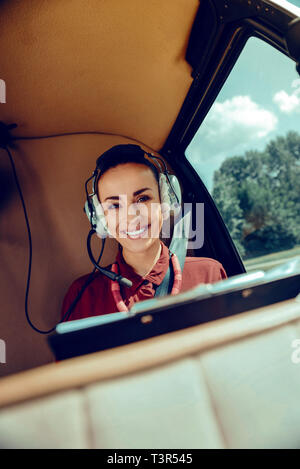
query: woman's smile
[
  {"left": 124, "top": 223, "right": 151, "bottom": 239},
  {"left": 98, "top": 162, "right": 163, "bottom": 255}
]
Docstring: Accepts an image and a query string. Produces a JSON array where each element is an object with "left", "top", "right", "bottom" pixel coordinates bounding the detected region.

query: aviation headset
[
  {"left": 84, "top": 144, "right": 182, "bottom": 238},
  {"left": 0, "top": 125, "right": 184, "bottom": 334}
]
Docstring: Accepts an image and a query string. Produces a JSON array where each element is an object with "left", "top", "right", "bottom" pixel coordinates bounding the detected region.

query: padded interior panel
[
  {"left": 0, "top": 0, "right": 198, "bottom": 376},
  {"left": 0, "top": 298, "right": 300, "bottom": 448},
  {"left": 0, "top": 136, "right": 169, "bottom": 376},
  {"left": 0, "top": 0, "right": 196, "bottom": 149}
]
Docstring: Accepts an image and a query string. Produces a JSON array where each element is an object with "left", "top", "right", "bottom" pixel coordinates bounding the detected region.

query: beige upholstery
[
  {"left": 0, "top": 0, "right": 198, "bottom": 377},
  {"left": 0, "top": 296, "right": 300, "bottom": 449}
]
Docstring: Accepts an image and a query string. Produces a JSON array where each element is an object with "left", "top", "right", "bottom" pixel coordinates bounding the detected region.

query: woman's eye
[
  {"left": 108, "top": 203, "right": 119, "bottom": 210},
  {"left": 137, "top": 195, "right": 150, "bottom": 203}
]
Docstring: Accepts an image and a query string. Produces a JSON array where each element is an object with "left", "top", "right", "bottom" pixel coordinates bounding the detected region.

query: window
[
  {"left": 289, "top": 0, "right": 300, "bottom": 8},
  {"left": 186, "top": 37, "right": 300, "bottom": 272}
]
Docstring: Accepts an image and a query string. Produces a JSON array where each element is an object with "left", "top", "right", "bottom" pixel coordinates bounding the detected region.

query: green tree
[{"left": 212, "top": 131, "right": 300, "bottom": 259}]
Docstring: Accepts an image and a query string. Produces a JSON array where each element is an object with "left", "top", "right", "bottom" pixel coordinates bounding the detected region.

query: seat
[{"left": 0, "top": 296, "right": 299, "bottom": 449}]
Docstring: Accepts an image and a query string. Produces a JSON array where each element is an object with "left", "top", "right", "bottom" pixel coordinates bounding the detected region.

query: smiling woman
[
  {"left": 97, "top": 152, "right": 164, "bottom": 273},
  {"left": 60, "top": 144, "right": 227, "bottom": 322}
]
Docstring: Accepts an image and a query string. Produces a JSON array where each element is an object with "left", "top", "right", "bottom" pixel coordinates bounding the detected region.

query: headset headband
[{"left": 92, "top": 144, "right": 168, "bottom": 197}]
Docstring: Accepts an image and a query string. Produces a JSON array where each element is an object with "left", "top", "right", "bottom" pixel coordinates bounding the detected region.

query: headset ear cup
[
  {"left": 159, "top": 174, "right": 171, "bottom": 220},
  {"left": 168, "top": 174, "right": 182, "bottom": 215},
  {"left": 93, "top": 195, "right": 110, "bottom": 238},
  {"left": 159, "top": 173, "right": 182, "bottom": 220},
  {"left": 84, "top": 195, "right": 109, "bottom": 238}
]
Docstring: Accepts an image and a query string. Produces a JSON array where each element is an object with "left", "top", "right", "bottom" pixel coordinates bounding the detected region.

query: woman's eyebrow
[
  {"left": 133, "top": 187, "right": 153, "bottom": 197},
  {"left": 104, "top": 187, "right": 152, "bottom": 201}
]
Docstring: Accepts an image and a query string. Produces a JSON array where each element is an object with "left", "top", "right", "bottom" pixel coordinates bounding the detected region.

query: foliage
[{"left": 212, "top": 131, "right": 300, "bottom": 259}]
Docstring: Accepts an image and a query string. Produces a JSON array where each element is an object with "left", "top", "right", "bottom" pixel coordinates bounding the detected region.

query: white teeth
[{"left": 126, "top": 227, "right": 146, "bottom": 236}]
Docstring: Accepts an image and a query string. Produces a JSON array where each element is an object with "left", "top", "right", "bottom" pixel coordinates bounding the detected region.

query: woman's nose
[{"left": 127, "top": 204, "right": 141, "bottom": 222}]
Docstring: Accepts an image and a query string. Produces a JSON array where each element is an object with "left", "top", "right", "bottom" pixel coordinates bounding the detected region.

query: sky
[
  {"left": 287, "top": 0, "right": 300, "bottom": 7},
  {"left": 186, "top": 33, "right": 300, "bottom": 191}
]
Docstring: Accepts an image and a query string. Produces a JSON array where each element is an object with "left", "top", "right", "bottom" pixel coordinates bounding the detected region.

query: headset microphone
[{"left": 86, "top": 229, "right": 132, "bottom": 288}]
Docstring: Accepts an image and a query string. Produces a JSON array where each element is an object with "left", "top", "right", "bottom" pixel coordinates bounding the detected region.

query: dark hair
[{"left": 96, "top": 145, "right": 160, "bottom": 199}]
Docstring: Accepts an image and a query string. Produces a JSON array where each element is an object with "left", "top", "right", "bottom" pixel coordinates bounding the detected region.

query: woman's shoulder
[
  {"left": 184, "top": 256, "right": 224, "bottom": 268},
  {"left": 182, "top": 255, "right": 227, "bottom": 283}
]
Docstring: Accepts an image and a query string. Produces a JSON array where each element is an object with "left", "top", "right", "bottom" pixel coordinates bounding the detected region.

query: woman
[{"left": 61, "top": 144, "right": 227, "bottom": 322}]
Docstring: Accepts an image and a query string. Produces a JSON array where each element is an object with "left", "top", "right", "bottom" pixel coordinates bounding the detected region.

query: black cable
[
  {"left": 60, "top": 237, "right": 106, "bottom": 324},
  {"left": 87, "top": 229, "right": 132, "bottom": 287},
  {"left": 13, "top": 130, "right": 152, "bottom": 151},
  {"left": 0, "top": 123, "right": 171, "bottom": 333},
  {"left": 2, "top": 143, "right": 106, "bottom": 334}
]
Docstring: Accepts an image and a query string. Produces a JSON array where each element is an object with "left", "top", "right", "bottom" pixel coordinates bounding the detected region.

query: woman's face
[{"left": 98, "top": 162, "right": 163, "bottom": 253}]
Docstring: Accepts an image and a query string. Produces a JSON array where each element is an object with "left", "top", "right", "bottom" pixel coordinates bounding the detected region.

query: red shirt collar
[{"left": 115, "top": 240, "right": 170, "bottom": 287}]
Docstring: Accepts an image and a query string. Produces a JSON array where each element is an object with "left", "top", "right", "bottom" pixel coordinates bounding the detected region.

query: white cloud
[
  {"left": 292, "top": 79, "right": 300, "bottom": 91},
  {"left": 187, "top": 95, "right": 277, "bottom": 161},
  {"left": 205, "top": 95, "right": 277, "bottom": 140},
  {"left": 273, "top": 80, "right": 300, "bottom": 114},
  {"left": 273, "top": 90, "right": 300, "bottom": 113},
  {"left": 186, "top": 95, "right": 277, "bottom": 187}
]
